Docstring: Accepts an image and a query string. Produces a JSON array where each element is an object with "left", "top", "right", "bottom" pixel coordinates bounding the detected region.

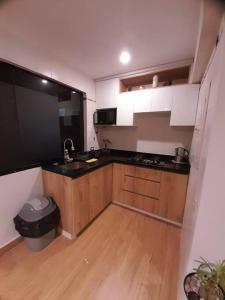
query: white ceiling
[{"left": 0, "top": 0, "right": 200, "bottom": 79}]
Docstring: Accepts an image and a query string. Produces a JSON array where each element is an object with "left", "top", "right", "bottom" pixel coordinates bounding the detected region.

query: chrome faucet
[
  {"left": 102, "top": 138, "right": 112, "bottom": 150},
  {"left": 63, "top": 138, "right": 75, "bottom": 163}
]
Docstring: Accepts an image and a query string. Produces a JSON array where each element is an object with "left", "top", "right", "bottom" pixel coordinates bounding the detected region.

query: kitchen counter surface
[{"left": 42, "top": 149, "right": 190, "bottom": 179}]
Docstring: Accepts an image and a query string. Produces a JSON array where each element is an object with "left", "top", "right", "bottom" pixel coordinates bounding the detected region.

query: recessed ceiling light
[
  {"left": 72, "top": 91, "right": 76, "bottom": 94},
  {"left": 119, "top": 51, "right": 131, "bottom": 64},
  {"left": 42, "top": 79, "right": 48, "bottom": 84}
]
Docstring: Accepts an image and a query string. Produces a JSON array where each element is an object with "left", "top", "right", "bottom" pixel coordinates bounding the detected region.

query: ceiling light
[
  {"left": 42, "top": 79, "right": 48, "bottom": 84},
  {"left": 72, "top": 91, "right": 76, "bottom": 94},
  {"left": 119, "top": 51, "right": 131, "bottom": 64}
]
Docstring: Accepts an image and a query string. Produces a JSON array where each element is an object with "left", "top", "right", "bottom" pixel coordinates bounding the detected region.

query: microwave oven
[{"left": 93, "top": 108, "right": 117, "bottom": 125}]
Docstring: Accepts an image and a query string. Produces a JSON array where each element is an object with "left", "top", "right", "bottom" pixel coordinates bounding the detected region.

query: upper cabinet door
[
  {"left": 117, "top": 92, "right": 134, "bottom": 126},
  {"left": 150, "top": 86, "right": 172, "bottom": 112},
  {"left": 96, "top": 78, "right": 120, "bottom": 109},
  {"left": 170, "top": 84, "right": 200, "bottom": 126},
  {"left": 133, "top": 89, "right": 152, "bottom": 113}
]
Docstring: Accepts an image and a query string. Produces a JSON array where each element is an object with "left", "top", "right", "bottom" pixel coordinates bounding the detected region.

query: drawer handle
[
  {"left": 123, "top": 189, "right": 159, "bottom": 200},
  {"left": 124, "top": 174, "right": 160, "bottom": 183}
]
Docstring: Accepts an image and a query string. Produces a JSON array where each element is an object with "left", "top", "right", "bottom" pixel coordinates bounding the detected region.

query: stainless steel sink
[{"left": 61, "top": 161, "right": 87, "bottom": 170}]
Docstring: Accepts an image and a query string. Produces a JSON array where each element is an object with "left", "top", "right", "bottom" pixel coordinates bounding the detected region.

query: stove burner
[
  {"left": 129, "top": 155, "right": 143, "bottom": 162},
  {"left": 142, "top": 158, "right": 159, "bottom": 166},
  {"left": 129, "top": 155, "right": 162, "bottom": 166}
]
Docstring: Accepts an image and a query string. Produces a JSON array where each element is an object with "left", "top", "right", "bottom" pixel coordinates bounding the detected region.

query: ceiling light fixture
[
  {"left": 42, "top": 79, "right": 48, "bottom": 84},
  {"left": 72, "top": 91, "right": 76, "bottom": 94},
  {"left": 119, "top": 51, "right": 131, "bottom": 64}
]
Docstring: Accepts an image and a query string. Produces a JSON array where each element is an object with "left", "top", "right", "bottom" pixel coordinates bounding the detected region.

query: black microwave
[{"left": 93, "top": 108, "right": 117, "bottom": 125}]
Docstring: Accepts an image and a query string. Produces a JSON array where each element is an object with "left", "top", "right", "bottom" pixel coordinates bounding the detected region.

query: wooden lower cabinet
[
  {"left": 42, "top": 164, "right": 113, "bottom": 236},
  {"left": 112, "top": 163, "right": 188, "bottom": 225},
  {"left": 42, "top": 162, "right": 188, "bottom": 238},
  {"left": 72, "top": 164, "right": 112, "bottom": 233},
  {"left": 42, "top": 171, "right": 74, "bottom": 234},
  {"left": 124, "top": 175, "right": 160, "bottom": 199}
]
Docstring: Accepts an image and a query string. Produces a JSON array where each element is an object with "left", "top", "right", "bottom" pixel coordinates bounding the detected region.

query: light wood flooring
[{"left": 0, "top": 204, "right": 180, "bottom": 300}]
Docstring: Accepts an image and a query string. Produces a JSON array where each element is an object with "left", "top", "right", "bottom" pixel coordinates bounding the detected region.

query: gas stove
[
  {"left": 141, "top": 158, "right": 160, "bottom": 166},
  {"left": 128, "top": 155, "right": 166, "bottom": 167}
]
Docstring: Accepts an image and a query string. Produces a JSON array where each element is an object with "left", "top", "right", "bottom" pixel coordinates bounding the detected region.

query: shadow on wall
[
  {"left": 0, "top": 0, "right": 10, "bottom": 8},
  {"left": 97, "top": 112, "right": 194, "bottom": 155},
  {"left": 0, "top": 167, "right": 43, "bottom": 247}
]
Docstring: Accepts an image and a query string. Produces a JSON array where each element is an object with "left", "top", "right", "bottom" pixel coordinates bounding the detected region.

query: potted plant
[{"left": 184, "top": 258, "right": 225, "bottom": 300}]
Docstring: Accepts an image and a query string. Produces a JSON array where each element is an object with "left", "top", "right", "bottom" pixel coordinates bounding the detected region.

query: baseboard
[
  {"left": 113, "top": 201, "right": 182, "bottom": 228},
  {"left": 0, "top": 236, "right": 23, "bottom": 256},
  {"left": 0, "top": 230, "right": 75, "bottom": 255},
  {"left": 59, "top": 229, "right": 76, "bottom": 240}
]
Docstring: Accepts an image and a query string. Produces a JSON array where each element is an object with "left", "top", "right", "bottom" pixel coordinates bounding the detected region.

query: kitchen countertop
[{"left": 42, "top": 149, "right": 190, "bottom": 179}]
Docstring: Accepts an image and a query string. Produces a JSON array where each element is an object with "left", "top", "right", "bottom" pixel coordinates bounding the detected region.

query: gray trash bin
[{"left": 14, "top": 196, "right": 60, "bottom": 251}]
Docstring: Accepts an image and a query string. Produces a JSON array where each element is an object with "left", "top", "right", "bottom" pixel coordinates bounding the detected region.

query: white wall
[
  {"left": 0, "top": 28, "right": 95, "bottom": 99},
  {"left": 0, "top": 168, "right": 43, "bottom": 247},
  {"left": 84, "top": 99, "right": 99, "bottom": 151},
  {"left": 187, "top": 21, "right": 225, "bottom": 266},
  {"left": 0, "top": 24, "right": 96, "bottom": 247},
  {"left": 97, "top": 112, "right": 193, "bottom": 155},
  {"left": 0, "top": 28, "right": 96, "bottom": 146},
  {"left": 179, "top": 18, "right": 225, "bottom": 299}
]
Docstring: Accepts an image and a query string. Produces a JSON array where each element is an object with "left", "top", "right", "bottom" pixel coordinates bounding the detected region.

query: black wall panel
[
  {"left": 0, "top": 61, "right": 84, "bottom": 175},
  {"left": 15, "top": 86, "right": 61, "bottom": 165}
]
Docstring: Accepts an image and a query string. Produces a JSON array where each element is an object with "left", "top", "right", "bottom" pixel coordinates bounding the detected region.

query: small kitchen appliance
[
  {"left": 174, "top": 147, "right": 189, "bottom": 164},
  {"left": 93, "top": 108, "right": 117, "bottom": 125}
]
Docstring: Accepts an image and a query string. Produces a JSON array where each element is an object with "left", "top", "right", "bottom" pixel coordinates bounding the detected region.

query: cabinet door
[
  {"left": 96, "top": 78, "right": 119, "bottom": 109},
  {"left": 73, "top": 174, "right": 91, "bottom": 233},
  {"left": 103, "top": 164, "right": 113, "bottom": 206},
  {"left": 42, "top": 171, "right": 74, "bottom": 235},
  {"left": 89, "top": 165, "right": 112, "bottom": 219},
  {"left": 133, "top": 89, "right": 152, "bottom": 113},
  {"left": 73, "top": 165, "right": 112, "bottom": 233},
  {"left": 117, "top": 92, "right": 134, "bottom": 125},
  {"left": 159, "top": 172, "right": 188, "bottom": 223},
  {"left": 150, "top": 87, "right": 172, "bottom": 112},
  {"left": 112, "top": 163, "right": 124, "bottom": 202},
  {"left": 170, "top": 84, "right": 200, "bottom": 126}
]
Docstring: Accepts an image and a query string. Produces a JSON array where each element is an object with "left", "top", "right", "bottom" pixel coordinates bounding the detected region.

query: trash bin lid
[
  {"left": 29, "top": 197, "right": 49, "bottom": 211},
  {"left": 19, "top": 196, "right": 56, "bottom": 222}
]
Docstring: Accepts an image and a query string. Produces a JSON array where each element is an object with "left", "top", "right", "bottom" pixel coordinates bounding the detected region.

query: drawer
[
  {"left": 124, "top": 165, "right": 161, "bottom": 182},
  {"left": 123, "top": 175, "right": 160, "bottom": 199},
  {"left": 121, "top": 190, "right": 160, "bottom": 215}
]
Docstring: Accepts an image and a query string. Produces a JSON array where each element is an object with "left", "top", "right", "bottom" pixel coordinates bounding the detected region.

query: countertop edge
[{"left": 42, "top": 158, "right": 190, "bottom": 179}]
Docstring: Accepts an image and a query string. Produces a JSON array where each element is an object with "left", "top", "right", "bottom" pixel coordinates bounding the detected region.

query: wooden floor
[{"left": 0, "top": 205, "right": 180, "bottom": 300}]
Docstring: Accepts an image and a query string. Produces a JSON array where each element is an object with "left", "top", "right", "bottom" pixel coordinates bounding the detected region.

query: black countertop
[{"left": 42, "top": 149, "right": 190, "bottom": 179}]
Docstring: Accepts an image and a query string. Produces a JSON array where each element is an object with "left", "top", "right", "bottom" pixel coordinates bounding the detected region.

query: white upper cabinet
[
  {"left": 96, "top": 78, "right": 119, "bottom": 109},
  {"left": 133, "top": 89, "right": 152, "bottom": 113},
  {"left": 170, "top": 84, "right": 200, "bottom": 126},
  {"left": 150, "top": 87, "right": 172, "bottom": 112},
  {"left": 117, "top": 92, "right": 134, "bottom": 126},
  {"left": 95, "top": 78, "right": 200, "bottom": 127},
  {"left": 133, "top": 88, "right": 172, "bottom": 113}
]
